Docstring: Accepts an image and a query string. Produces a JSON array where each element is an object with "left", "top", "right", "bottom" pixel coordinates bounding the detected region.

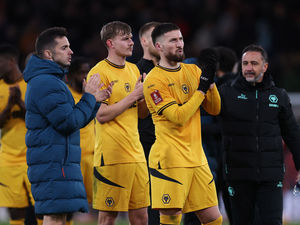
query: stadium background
[{"left": 0, "top": 0, "right": 299, "bottom": 224}]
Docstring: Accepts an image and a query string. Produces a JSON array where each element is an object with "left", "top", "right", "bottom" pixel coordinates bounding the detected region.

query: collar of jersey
[
  {"left": 156, "top": 64, "right": 181, "bottom": 72},
  {"left": 105, "top": 59, "right": 125, "bottom": 69}
]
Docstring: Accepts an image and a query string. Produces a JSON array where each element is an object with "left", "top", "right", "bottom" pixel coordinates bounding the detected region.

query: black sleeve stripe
[
  {"left": 157, "top": 101, "right": 177, "bottom": 115},
  {"left": 101, "top": 101, "right": 108, "bottom": 105}
]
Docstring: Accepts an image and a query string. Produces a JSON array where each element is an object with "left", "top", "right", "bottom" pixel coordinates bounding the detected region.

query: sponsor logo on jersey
[
  {"left": 162, "top": 194, "right": 171, "bottom": 204},
  {"left": 105, "top": 197, "right": 114, "bottom": 207},
  {"left": 182, "top": 84, "right": 189, "bottom": 94},
  {"left": 150, "top": 90, "right": 163, "bottom": 105}
]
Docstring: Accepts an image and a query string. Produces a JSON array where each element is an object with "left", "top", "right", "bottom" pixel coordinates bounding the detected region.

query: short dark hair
[
  {"left": 68, "top": 57, "right": 90, "bottom": 77},
  {"left": 35, "top": 27, "right": 68, "bottom": 57},
  {"left": 151, "top": 23, "right": 180, "bottom": 45},
  {"left": 0, "top": 44, "right": 19, "bottom": 62},
  {"left": 138, "top": 21, "right": 160, "bottom": 39},
  {"left": 100, "top": 21, "right": 131, "bottom": 47},
  {"left": 215, "top": 46, "right": 238, "bottom": 73},
  {"left": 242, "top": 44, "right": 268, "bottom": 62}
]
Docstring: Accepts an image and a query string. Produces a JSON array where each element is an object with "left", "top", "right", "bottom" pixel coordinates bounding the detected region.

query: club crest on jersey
[
  {"left": 124, "top": 83, "right": 131, "bottom": 92},
  {"left": 162, "top": 194, "right": 171, "bottom": 204},
  {"left": 182, "top": 84, "right": 189, "bottom": 94},
  {"left": 105, "top": 197, "right": 114, "bottom": 207},
  {"left": 150, "top": 90, "right": 163, "bottom": 105}
]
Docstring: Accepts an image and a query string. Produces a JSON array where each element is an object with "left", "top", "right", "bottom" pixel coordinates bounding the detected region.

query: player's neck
[
  {"left": 159, "top": 58, "right": 180, "bottom": 69},
  {"left": 143, "top": 51, "right": 159, "bottom": 66},
  {"left": 106, "top": 53, "right": 126, "bottom": 66}
]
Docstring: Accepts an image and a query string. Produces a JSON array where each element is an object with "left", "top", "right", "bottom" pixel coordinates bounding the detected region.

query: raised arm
[
  {"left": 33, "top": 75, "right": 107, "bottom": 134},
  {"left": 144, "top": 75, "right": 206, "bottom": 126},
  {"left": 96, "top": 77, "right": 143, "bottom": 123},
  {"left": 202, "top": 84, "right": 221, "bottom": 116}
]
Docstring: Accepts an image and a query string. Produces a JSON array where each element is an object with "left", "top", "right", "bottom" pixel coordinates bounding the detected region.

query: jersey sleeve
[
  {"left": 87, "top": 65, "right": 110, "bottom": 105},
  {"left": 202, "top": 84, "right": 221, "bottom": 116},
  {"left": 144, "top": 75, "right": 205, "bottom": 126}
]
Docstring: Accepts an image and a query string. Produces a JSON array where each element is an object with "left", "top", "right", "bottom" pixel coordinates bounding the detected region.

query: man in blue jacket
[{"left": 23, "top": 27, "right": 112, "bottom": 225}]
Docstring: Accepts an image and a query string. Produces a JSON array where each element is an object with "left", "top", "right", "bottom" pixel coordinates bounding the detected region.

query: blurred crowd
[{"left": 0, "top": 0, "right": 299, "bottom": 89}]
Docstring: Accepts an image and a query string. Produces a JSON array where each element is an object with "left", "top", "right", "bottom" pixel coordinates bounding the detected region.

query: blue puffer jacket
[{"left": 23, "top": 55, "right": 100, "bottom": 214}]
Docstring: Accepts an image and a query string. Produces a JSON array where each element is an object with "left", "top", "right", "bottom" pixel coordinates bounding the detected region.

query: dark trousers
[{"left": 227, "top": 180, "right": 283, "bottom": 225}]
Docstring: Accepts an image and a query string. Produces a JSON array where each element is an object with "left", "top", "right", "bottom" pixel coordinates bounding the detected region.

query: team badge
[
  {"left": 269, "top": 95, "right": 278, "bottom": 103},
  {"left": 150, "top": 90, "right": 163, "bottom": 105},
  {"left": 124, "top": 83, "right": 131, "bottom": 92},
  {"left": 162, "top": 194, "right": 171, "bottom": 204},
  {"left": 269, "top": 94, "right": 279, "bottom": 108},
  {"left": 105, "top": 197, "right": 114, "bottom": 207},
  {"left": 182, "top": 84, "right": 189, "bottom": 94}
]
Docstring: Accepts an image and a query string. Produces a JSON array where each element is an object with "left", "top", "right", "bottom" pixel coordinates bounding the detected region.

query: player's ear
[
  {"left": 155, "top": 42, "right": 161, "bottom": 51},
  {"left": 263, "top": 62, "right": 268, "bottom": 73},
  {"left": 43, "top": 49, "right": 53, "bottom": 60},
  {"left": 140, "top": 37, "right": 147, "bottom": 46},
  {"left": 106, "top": 39, "right": 113, "bottom": 48}
]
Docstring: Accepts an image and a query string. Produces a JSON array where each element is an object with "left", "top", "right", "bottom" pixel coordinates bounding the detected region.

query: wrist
[
  {"left": 197, "top": 90, "right": 205, "bottom": 95},
  {"left": 130, "top": 90, "right": 140, "bottom": 102}
]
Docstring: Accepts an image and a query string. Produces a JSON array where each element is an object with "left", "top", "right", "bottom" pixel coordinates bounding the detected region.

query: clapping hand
[
  {"left": 83, "top": 74, "right": 113, "bottom": 102},
  {"left": 133, "top": 74, "right": 145, "bottom": 101},
  {"left": 197, "top": 48, "right": 218, "bottom": 94}
]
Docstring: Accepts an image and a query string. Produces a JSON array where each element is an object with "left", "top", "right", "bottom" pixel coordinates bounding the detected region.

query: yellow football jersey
[
  {"left": 143, "top": 63, "right": 221, "bottom": 169},
  {"left": 0, "top": 79, "right": 27, "bottom": 166},
  {"left": 87, "top": 59, "right": 145, "bottom": 166},
  {"left": 68, "top": 86, "right": 95, "bottom": 156}
]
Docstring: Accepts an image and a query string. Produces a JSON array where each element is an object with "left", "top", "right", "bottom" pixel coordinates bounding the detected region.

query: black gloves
[{"left": 197, "top": 48, "right": 218, "bottom": 93}]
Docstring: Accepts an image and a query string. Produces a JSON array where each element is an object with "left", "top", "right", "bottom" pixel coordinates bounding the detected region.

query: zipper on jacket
[
  {"left": 255, "top": 90, "right": 260, "bottom": 173},
  {"left": 256, "top": 90, "right": 259, "bottom": 151}
]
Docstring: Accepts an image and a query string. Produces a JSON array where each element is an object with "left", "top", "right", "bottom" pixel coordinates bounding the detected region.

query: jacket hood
[{"left": 23, "top": 54, "right": 67, "bottom": 82}]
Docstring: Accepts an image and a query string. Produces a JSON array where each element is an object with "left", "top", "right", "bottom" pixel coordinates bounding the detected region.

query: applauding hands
[{"left": 84, "top": 74, "right": 113, "bottom": 102}]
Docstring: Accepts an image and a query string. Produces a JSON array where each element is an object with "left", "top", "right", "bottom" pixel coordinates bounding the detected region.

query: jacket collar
[{"left": 233, "top": 72, "right": 274, "bottom": 91}]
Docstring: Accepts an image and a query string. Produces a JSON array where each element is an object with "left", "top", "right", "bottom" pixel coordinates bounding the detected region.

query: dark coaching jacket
[
  {"left": 219, "top": 73, "right": 300, "bottom": 181},
  {"left": 23, "top": 55, "right": 100, "bottom": 214}
]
